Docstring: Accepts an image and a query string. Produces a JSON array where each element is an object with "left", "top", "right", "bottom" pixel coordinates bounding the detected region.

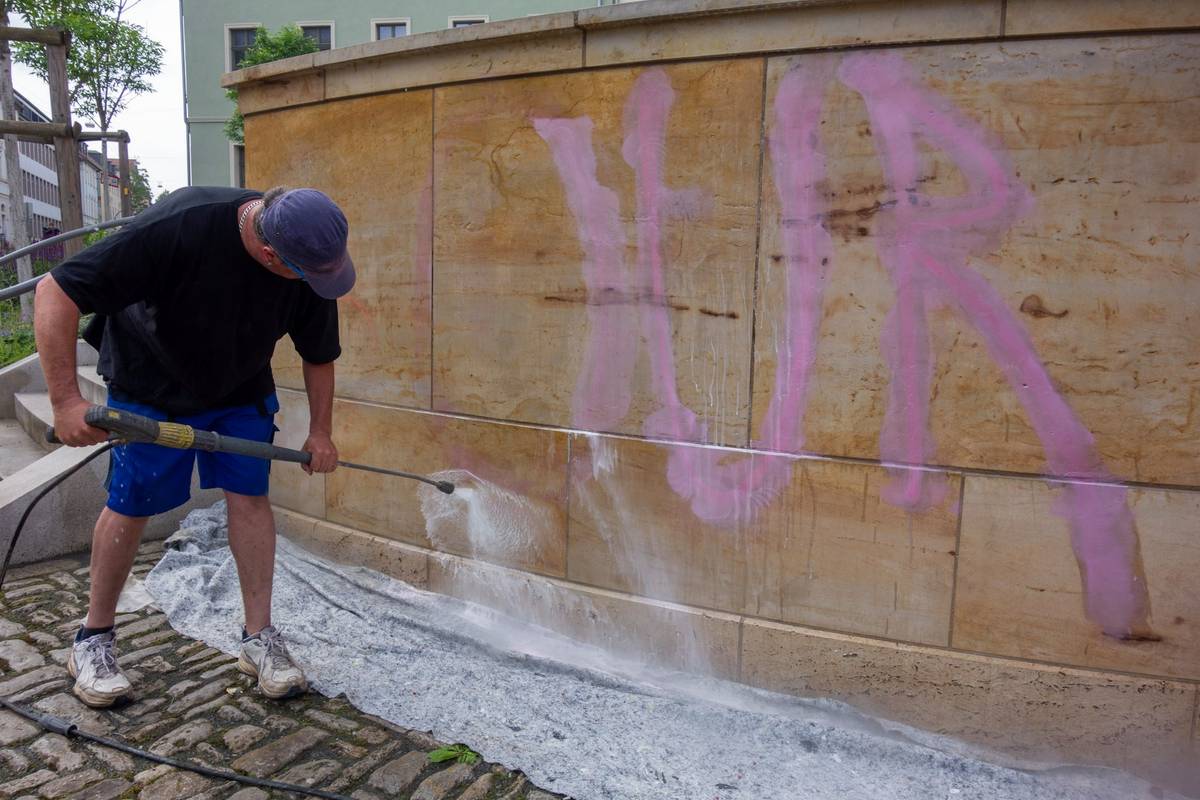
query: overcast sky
[{"left": 13, "top": 0, "right": 189, "bottom": 193}]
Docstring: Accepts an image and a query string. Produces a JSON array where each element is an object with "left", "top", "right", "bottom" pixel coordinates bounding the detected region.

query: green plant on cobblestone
[{"left": 428, "top": 743, "right": 480, "bottom": 765}]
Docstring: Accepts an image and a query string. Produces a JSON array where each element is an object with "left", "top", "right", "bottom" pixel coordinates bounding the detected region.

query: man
[{"left": 34, "top": 185, "right": 354, "bottom": 708}]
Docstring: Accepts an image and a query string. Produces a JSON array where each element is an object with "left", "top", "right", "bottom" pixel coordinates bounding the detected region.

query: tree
[
  {"left": 127, "top": 162, "right": 151, "bottom": 212},
  {"left": 224, "top": 25, "right": 318, "bottom": 145},
  {"left": 13, "top": 0, "right": 163, "bottom": 221},
  {"left": 0, "top": 2, "right": 34, "bottom": 319}
]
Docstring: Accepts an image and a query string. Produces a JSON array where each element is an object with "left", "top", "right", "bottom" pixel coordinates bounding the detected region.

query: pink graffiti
[
  {"left": 539, "top": 66, "right": 835, "bottom": 524},
  {"left": 840, "top": 52, "right": 1148, "bottom": 636},
  {"left": 531, "top": 117, "right": 638, "bottom": 431},
  {"left": 535, "top": 57, "right": 1149, "bottom": 636}
]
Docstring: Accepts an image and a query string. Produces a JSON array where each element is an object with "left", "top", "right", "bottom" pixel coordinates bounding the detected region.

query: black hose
[
  {"left": 0, "top": 442, "right": 357, "bottom": 800},
  {"left": 0, "top": 442, "right": 113, "bottom": 588},
  {"left": 0, "top": 697, "right": 355, "bottom": 799}
]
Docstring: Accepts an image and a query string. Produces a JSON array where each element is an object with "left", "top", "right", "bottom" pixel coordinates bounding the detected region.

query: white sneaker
[
  {"left": 238, "top": 625, "right": 307, "bottom": 699},
  {"left": 67, "top": 631, "right": 133, "bottom": 708}
]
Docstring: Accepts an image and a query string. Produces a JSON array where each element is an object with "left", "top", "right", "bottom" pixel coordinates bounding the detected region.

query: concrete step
[
  {"left": 13, "top": 392, "right": 55, "bottom": 453},
  {"left": 12, "top": 370, "right": 108, "bottom": 453},
  {"left": 0, "top": 419, "right": 47, "bottom": 479},
  {"left": 76, "top": 364, "right": 106, "bottom": 406}
]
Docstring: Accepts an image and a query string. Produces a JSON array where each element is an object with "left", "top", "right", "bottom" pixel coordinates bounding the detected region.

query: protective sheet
[{"left": 145, "top": 503, "right": 1175, "bottom": 800}]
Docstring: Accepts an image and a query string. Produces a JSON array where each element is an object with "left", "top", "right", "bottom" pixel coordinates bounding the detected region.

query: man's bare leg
[
  {"left": 226, "top": 491, "right": 307, "bottom": 698},
  {"left": 71, "top": 507, "right": 146, "bottom": 707},
  {"left": 225, "top": 491, "right": 276, "bottom": 635},
  {"left": 85, "top": 508, "right": 149, "bottom": 628}
]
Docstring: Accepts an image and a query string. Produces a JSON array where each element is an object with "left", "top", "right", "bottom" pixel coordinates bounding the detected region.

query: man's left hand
[{"left": 302, "top": 432, "right": 338, "bottom": 474}]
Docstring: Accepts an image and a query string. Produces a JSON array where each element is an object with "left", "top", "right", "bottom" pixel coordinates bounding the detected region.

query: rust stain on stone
[
  {"left": 543, "top": 289, "right": 690, "bottom": 313},
  {"left": 1019, "top": 294, "right": 1069, "bottom": 319}
]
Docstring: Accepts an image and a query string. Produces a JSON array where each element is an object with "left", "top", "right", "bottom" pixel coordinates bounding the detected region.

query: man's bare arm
[
  {"left": 34, "top": 275, "right": 106, "bottom": 446},
  {"left": 300, "top": 359, "right": 337, "bottom": 474}
]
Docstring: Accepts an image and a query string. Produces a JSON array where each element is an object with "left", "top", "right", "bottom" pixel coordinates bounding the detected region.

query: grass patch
[{"left": 0, "top": 259, "right": 86, "bottom": 369}]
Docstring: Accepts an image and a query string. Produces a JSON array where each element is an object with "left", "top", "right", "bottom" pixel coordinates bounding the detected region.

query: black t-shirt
[{"left": 52, "top": 186, "right": 340, "bottom": 416}]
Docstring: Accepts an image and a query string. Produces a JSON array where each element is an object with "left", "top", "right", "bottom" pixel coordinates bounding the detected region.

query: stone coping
[{"left": 222, "top": 0, "right": 1200, "bottom": 112}]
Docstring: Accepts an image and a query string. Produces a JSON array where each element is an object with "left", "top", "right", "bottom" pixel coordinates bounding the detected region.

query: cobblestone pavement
[{"left": 0, "top": 540, "right": 562, "bottom": 800}]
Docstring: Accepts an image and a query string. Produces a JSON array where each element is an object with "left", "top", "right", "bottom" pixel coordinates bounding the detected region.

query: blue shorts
[{"left": 105, "top": 392, "right": 280, "bottom": 517}]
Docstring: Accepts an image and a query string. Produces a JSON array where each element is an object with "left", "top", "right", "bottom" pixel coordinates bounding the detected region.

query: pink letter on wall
[{"left": 840, "top": 51, "right": 1150, "bottom": 637}]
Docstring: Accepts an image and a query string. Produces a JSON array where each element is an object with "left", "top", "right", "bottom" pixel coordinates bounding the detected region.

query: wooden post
[
  {"left": 118, "top": 137, "right": 131, "bottom": 217},
  {"left": 0, "top": 8, "right": 32, "bottom": 320},
  {"left": 47, "top": 36, "right": 83, "bottom": 259}
]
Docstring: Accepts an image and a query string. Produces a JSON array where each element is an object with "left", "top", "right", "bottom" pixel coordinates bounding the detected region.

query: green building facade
[{"left": 180, "top": 0, "right": 629, "bottom": 187}]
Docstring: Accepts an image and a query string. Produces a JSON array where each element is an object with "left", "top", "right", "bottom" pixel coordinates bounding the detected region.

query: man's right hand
[{"left": 52, "top": 396, "right": 108, "bottom": 446}]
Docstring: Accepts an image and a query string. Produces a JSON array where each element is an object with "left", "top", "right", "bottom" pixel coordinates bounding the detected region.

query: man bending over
[{"left": 34, "top": 185, "right": 354, "bottom": 707}]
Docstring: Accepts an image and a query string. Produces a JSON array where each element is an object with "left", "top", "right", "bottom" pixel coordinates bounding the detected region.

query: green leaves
[
  {"left": 224, "top": 25, "right": 319, "bottom": 144},
  {"left": 128, "top": 162, "right": 152, "bottom": 212},
  {"left": 427, "top": 744, "right": 481, "bottom": 765},
  {"left": 10, "top": 0, "right": 164, "bottom": 133}
]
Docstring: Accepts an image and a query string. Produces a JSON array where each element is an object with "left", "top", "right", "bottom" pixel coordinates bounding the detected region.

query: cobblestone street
[{"left": 0, "top": 540, "right": 559, "bottom": 800}]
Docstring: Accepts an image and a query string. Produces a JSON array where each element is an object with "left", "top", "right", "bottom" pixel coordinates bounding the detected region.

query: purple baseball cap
[{"left": 260, "top": 188, "right": 356, "bottom": 299}]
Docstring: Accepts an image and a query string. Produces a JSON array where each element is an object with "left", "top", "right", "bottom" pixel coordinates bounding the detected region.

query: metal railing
[{"left": 0, "top": 217, "right": 134, "bottom": 303}]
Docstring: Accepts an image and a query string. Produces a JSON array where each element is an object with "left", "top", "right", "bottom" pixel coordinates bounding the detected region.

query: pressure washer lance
[{"left": 46, "top": 404, "right": 455, "bottom": 494}]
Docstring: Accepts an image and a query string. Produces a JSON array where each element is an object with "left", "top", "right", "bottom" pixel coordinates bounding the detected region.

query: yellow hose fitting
[{"left": 155, "top": 422, "right": 196, "bottom": 450}]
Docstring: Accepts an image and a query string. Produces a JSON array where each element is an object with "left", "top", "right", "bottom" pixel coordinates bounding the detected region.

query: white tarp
[{"left": 145, "top": 503, "right": 1175, "bottom": 800}]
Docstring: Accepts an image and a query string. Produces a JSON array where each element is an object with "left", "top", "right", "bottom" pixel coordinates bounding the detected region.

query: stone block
[
  {"left": 411, "top": 762, "right": 474, "bottom": 800},
  {"left": 582, "top": 0, "right": 1002, "bottom": 67},
  {"left": 0, "top": 639, "right": 44, "bottom": 671},
  {"left": 953, "top": 476, "right": 1200, "bottom": 680},
  {"left": 137, "top": 771, "right": 214, "bottom": 800},
  {"left": 1005, "top": 0, "right": 1200, "bottom": 36},
  {"left": 0, "top": 709, "right": 38, "bottom": 746},
  {"left": 740, "top": 616, "right": 1197, "bottom": 786},
  {"left": 368, "top": 751, "right": 427, "bottom": 794},
  {"left": 238, "top": 70, "right": 324, "bottom": 116},
  {"left": 0, "top": 768, "right": 54, "bottom": 795},
  {"left": 432, "top": 59, "right": 763, "bottom": 446},
  {"left": 568, "top": 433, "right": 958, "bottom": 645},
  {"left": 458, "top": 773, "right": 496, "bottom": 800},
  {"left": 324, "top": 31, "right": 582, "bottom": 100},
  {"left": 226, "top": 52, "right": 318, "bottom": 87},
  {"left": 246, "top": 90, "right": 434, "bottom": 408},
  {"left": 752, "top": 36, "right": 1200, "bottom": 485},
  {"left": 428, "top": 552, "right": 741, "bottom": 679},
  {"left": 229, "top": 726, "right": 328, "bottom": 777},
  {"left": 30, "top": 734, "right": 84, "bottom": 770},
  {"left": 149, "top": 719, "right": 213, "bottom": 757},
  {"left": 268, "top": 389, "right": 326, "bottom": 519},
  {"left": 274, "top": 507, "right": 430, "bottom": 588},
  {"left": 68, "top": 778, "right": 131, "bottom": 800},
  {"left": 326, "top": 401, "right": 568, "bottom": 577}
]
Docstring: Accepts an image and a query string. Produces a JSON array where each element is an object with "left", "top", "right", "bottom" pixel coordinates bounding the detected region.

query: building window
[
  {"left": 229, "top": 27, "right": 257, "bottom": 69},
  {"left": 233, "top": 145, "right": 246, "bottom": 188},
  {"left": 449, "top": 16, "right": 488, "bottom": 28},
  {"left": 301, "top": 24, "right": 333, "bottom": 51},
  {"left": 374, "top": 21, "right": 408, "bottom": 40}
]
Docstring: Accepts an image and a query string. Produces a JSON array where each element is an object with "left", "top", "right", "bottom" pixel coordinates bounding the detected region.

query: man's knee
[{"left": 224, "top": 491, "right": 273, "bottom": 518}]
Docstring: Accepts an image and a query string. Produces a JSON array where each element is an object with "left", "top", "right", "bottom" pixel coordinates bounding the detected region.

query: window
[
  {"left": 229, "top": 27, "right": 257, "bottom": 70},
  {"left": 449, "top": 16, "right": 488, "bottom": 28},
  {"left": 233, "top": 145, "right": 246, "bottom": 188},
  {"left": 301, "top": 24, "right": 333, "bottom": 51},
  {"left": 374, "top": 21, "right": 409, "bottom": 40}
]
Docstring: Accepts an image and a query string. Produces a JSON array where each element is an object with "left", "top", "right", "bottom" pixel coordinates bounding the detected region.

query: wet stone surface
[{"left": 0, "top": 542, "right": 559, "bottom": 799}]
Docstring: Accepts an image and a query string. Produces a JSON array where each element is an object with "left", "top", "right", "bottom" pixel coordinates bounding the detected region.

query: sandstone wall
[{"left": 232, "top": 0, "right": 1200, "bottom": 789}]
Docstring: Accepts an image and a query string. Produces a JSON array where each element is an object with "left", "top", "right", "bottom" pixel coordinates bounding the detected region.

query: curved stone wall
[{"left": 230, "top": 0, "right": 1200, "bottom": 789}]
